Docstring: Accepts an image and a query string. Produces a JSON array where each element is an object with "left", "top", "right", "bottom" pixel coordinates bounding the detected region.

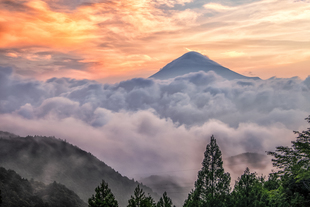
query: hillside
[
  {"left": 225, "top": 152, "right": 270, "bottom": 176},
  {"left": 0, "top": 166, "right": 87, "bottom": 207},
  {"left": 0, "top": 131, "right": 158, "bottom": 207},
  {"left": 140, "top": 175, "right": 191, "bottom": 207},
  {"left": 226, "top": 152, "right": 269, "bottom": 168}
]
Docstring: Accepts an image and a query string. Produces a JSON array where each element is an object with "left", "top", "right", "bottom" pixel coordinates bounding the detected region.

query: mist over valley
[{"left": 1, "top": 52, "right": 310, "bottom": 206}]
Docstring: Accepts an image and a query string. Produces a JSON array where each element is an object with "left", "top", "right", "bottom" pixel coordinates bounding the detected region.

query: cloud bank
[{"left": 1, "top": 67, "right": 310, "bottom": 182}]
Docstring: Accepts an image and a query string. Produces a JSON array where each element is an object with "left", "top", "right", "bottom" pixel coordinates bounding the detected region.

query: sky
[
  {"left": 0, "top": 0, "right": 310, "bottom": 198},
  {"left": 0, "top": 0, "right": 310, "bottom": 83}
]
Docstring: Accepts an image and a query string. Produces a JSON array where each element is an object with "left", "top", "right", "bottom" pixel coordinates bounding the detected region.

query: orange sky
[{"left": 0, "top": 0, "right": 309, "bottom": 83}]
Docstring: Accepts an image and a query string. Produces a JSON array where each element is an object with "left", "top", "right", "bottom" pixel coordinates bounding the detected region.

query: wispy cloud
[
  {"left": 203, "top": 3, "right": 234, "bottom": 12},
  {"left": 0, "top": 0, "right": 309, "bottom": 82}
]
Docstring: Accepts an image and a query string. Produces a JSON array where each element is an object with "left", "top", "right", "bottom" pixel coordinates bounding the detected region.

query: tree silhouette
[
  {"left": 267, "top": 115, "right": 310, "bottom": 206},
  {"left": 157, "top": 192, "right": 174, "bottom": 207},
  {"left": 231, "top": 168, "right": 268, "bottom": 207},
  {"left": 184, "top": 135, "right": 231, "bottom": 207},
  {"left": 127, "top": 185, "right": 155, "bottom": 207},
  {"left": 88, "top": 180, "right": 118, "bottom": 207}
]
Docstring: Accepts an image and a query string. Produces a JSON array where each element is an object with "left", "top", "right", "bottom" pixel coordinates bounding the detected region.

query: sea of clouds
[{"left": 1, "top": 66, "right": 310, "bottom": 183}]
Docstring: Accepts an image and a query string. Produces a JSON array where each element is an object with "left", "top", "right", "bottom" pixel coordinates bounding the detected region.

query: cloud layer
[{"left": 1, "top": 67, "right": 310, "bottom": 182}]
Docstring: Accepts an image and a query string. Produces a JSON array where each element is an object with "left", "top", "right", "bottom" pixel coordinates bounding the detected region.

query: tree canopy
[
  {"left": 0, "top": 167, "right": 86, "bottom": 207},
  {"left": 156, "top": 192, "right": 174, "bottom": 207},
  {"left": 231, "top": 167, "right": 268, "bottom": 207},
  {"left": 267, "top": 115, "right": 310, "bottom": 206},
  {"left": 127, "top": 185, "right": 155, "bottom": 207},
  {"left": 88, "top": 180, "right": 118, "bottom": 207},
  {"left": 184, "top": 135, "right": 231, "bottom": 207}
]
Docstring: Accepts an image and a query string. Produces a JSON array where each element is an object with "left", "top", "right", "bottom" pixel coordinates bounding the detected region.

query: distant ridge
[
  {"left": 0, "top": 132, "right": 158, "bottom": 207},
  {"left": 150, "top": 51, "right": 260, "bottom": 80},
  {"left": 224, "top": 152, "right": 271, "bottom": 176}
]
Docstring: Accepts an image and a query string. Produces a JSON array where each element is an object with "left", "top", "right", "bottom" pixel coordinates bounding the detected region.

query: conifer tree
[
  {"left": 268, "top": 115, "right": 310, "bottom": 184},
  {"left": 231, "top": 168, "right": 268, "bottom": 207},
  {"left": 127, "top": 185, "right": 155, "bottom": 207},
  {"left": 88, "top": 180, "right": 118, "bottom": 207},
  {"left": 184, "top": 135, "right": 231, "bottom": 207},
  {"left": 157, "top": 192, "right": 173, "bottom": 207},
  {"left": 267, "top": 115, "right": 310, "bottom": 205}
]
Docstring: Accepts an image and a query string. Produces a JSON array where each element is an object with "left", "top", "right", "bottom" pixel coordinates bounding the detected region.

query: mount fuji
[{"left": 150, "top": 51, "right": 260, "bottom": 80}]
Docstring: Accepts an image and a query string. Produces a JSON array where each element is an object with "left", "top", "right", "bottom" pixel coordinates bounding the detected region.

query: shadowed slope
[
  {"left": 0, "top": 166, "right": 87, "bottom": 207},
  {"left": 0, "top": 132, "right": 158, "bottom": 207}
]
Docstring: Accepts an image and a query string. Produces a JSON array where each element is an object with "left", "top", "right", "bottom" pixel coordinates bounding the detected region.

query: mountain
[
  {"left": 225, "top": 152, "right": 271, "bottom": 175},
  {"left": 0, "top": 131, "right": 158, "bottom": 207},
  {"left": 139, "top": 175, "right": 191, "bottom": 207},
  {"left": 0, "top": 166, "right": 87, "bottom": 207},
  {"left": 226, "top": 152, "right": 269, "bottom": 168},
  {"left": 150, "top": 51, "right": 260, "bottom": 80}
]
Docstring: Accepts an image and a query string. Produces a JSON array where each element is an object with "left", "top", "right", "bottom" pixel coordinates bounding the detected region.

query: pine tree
[
  {"left": 267, "top": 116, "right": 310, "bottom": 179},
  {"left": 267, "top": 115, "right": 310, "bottom": 206},
  {"left": 127, "top": 185, "right": 155, "bottom": 207},
  {"left": 231, "top": 168, "right": 268, "bottom": 207},
  {"left": 184, "top": 135, "right": 231, "bottom": 207},
  {"left": 157, "top": 192, "right": 173, "bottom": 207},
  {"left": 88, "top": 180, "right": 118, "bottom": 207}
]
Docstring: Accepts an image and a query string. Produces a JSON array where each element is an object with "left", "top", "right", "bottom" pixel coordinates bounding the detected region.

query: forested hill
[
  {"left": 0, "top": 166, "right": 87, "bottom": 207},
  {"left": 0, "top": 131, "right": 157, "bottom": 207}
]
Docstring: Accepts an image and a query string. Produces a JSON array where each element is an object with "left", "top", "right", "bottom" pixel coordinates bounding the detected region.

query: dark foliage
[
  {"left": 267, "top": 115, "right": 310, "bottom": 206},
  {"left": 0, "top": 133, "right": 157, "bottom": 206},
  {"left": 230, "top": 168, "right": 268, "bottom": 207},
  {"left": 139, "top": 175, "right": 186, "bottom": 207},
  {"left": 156, "top": 192, "right": 174, "bottom": 207},
  {"left": 184, "top": 135, "right": 231, "bottom": 207},
  {"left": 88, "top": 180, "right": 118, "bottom": 207},
  {"left": 182, "top": 117, "right": 310, "bottom": 206},
  {"left": 0, "top": 166, "right": 86, "bottom": 207},
  {"left": 127, "top": 185, "right": 156, "bottom": 207}
]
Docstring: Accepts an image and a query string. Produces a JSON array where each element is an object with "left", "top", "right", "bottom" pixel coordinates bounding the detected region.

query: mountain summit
[{"left": 150, "top": 51, "right": 260, "bottom": 80}]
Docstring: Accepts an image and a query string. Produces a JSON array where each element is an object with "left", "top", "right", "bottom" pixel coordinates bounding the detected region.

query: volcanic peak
[{"left": 150, "top": 51, "right": 260, "bottom": 81}]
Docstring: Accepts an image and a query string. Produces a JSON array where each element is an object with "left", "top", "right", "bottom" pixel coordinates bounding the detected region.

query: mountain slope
[
  {"left": 150, "top": 51, "right": 260, "bottom": 80},
  {"left": 0, "top": 166, "right": 87, "bottom": 207},
  {"left": 226, "top": 152, "right": 269, "bottom": 168},
  {"left": 140, "top": 175, "right": 190, "bottom": 207},
  {"left": 0, "top": 132, "right": 158, "bottom": 207},
  {"left": 224, "top": 152, "right": 271, "bottom": 176}
]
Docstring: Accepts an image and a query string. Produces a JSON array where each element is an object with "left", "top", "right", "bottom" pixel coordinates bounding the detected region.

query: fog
[{"left": 1, "top": 66, "right": 310, "bottom": 184}]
